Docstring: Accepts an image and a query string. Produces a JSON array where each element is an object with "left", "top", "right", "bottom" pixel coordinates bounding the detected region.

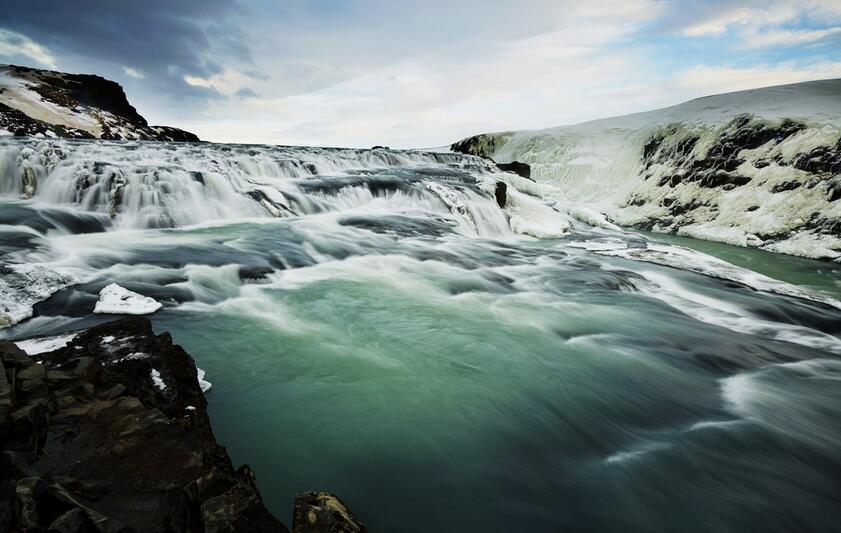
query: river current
[{"left": 1, "top": 138, "right": 840, "bottom": 532}]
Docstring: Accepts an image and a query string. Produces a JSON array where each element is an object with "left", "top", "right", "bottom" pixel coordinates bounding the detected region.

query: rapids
[{"left": 1, "top": 137, "right": 840, "bottom": 532}]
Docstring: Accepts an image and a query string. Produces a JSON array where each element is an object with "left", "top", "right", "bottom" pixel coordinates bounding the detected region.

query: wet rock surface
[{"left": 0, "top": 318, "right": 367, "bottom": 532}]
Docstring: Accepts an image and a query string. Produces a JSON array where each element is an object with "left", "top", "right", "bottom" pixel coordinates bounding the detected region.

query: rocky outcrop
[
  {"left": 0, "top": 317, "right": 367, "bottom": 532},
  {"left": 292, "top": 492, "right": 367, "bottom": 533},
  {"left": 449, "top": 79, "right": 841, "bottom": 260},
  {"left": 0, "top": 65, "right": 199, "bottom": 142},
  {"left": 495, "top": 161, "right": 531, "bottom": 180}
]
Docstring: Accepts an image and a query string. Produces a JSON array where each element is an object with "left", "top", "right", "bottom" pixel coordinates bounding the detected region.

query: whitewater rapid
[{"left": 1, "top": 137, "right": 840, "bottom": 532}]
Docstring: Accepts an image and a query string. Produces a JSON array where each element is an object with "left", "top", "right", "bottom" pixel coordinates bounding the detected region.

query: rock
[
  {"left": 494, "top": 181, "right": 507, "bottom": 209},
  {"left": 238, "top": 265, "right": 276, "bottom": 282},
  {"left": 495, "top": 161, "right": 531, "bottom": 180},
  {"left": 292, "top": 492, "right": 367, "bottom": 533},
  {"left": 0, "top": 64, "right": 200, "bottom": 142},
  {"left": 21, "top": 166, "right": 36, "bottom": 198},
  {"left": 49, "top": 507, "right": 90, "bottom": 533},
  {"left": 1, "top": 318, "right": 365, "bottom": 532},
  {"left": 0, "top": 318, "right": 279, "bottom": 531}
]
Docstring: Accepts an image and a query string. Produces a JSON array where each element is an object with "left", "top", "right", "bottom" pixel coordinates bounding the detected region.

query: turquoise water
[{"left": 2, "top": 142, "right": 841, "bottom": 531}]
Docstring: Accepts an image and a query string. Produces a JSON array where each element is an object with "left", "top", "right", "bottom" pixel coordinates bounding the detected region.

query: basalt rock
[
  {"left": 0, "top": 64, "right": 199, "bottom": 142},
  {"left": 0, "top": 317, "right": 367, "bottom": 532},
  {"left": 292, "top": 492, "right": 367, "bottom": 533},
  {"left": 494, "top": 181, "right": 507, "bottom": 209},
  {"left": 495, "top": 161, "right": 532, "bottom": 180}
]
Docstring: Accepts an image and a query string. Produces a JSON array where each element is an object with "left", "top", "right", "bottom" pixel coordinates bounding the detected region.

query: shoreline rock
[{"left": 0, "top": 317, "right": 367, "bottom": 532}]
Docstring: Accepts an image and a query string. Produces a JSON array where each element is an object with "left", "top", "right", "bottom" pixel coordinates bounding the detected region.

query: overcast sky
[{"left": 1, "top": 0, "right": 840, "bottom": 147}]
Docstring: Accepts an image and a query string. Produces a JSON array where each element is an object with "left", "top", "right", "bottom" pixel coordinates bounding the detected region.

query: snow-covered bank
[{"left": 452, "top": 79, "right": 841, "bottom": 261}]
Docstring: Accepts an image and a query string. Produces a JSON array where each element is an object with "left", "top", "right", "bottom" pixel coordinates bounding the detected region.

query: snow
[
  {"left": 15, "top": 332, "right": 78, "bottom": 355},
  {"left": 0, "top": 263, "right": 76, "bottom": 328},
  {"left": 594, "top": 241, "right": 841, "bottom": 310},
  {"left": 0, "top": 69, "right": 102, "bottom": 136},
  {"left": 93, "top": 283, "right": 162, "bottom": 315},
  {"left": 462, "top": 79, "right": 841, "bottom": 261},
  {"left": 197, "top": 367, "right": 212, "bottom": 393},
  {"left": 150, "top": 368, "right": 167, "bottom": 391}
]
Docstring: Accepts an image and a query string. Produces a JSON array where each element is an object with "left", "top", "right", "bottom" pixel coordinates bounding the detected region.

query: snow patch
[
  {"left": 150, "top": 368, "right": 167, "bottom": 391},
  {"left": 15, "top": 332, "right": 78, "bottom": 355}
]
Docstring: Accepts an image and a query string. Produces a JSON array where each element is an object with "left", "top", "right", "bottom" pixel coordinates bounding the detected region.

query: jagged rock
[
  {"left": 0, "top": 318, "right": 286, "bottom": 532},
  {"left": 292, "top": 492, "right": 367, "bottom": 533},
  {"left": 0, "top": 64, "right": 199, "bottom": 142},
  {"left": 494, "top": 181, "right": 507, "bottom": 209}
]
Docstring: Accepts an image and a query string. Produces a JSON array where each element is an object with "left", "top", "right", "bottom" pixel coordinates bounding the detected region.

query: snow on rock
[
  {"left": 0, "top": 263, "right": 76, "bottom": 328},
  {"left": 453, "top": 79, "right": 841, "bottom": 261},
  {"left": 94, "top": 283, "right": 162, "bottom": 315},
  {"left": 197, "top": 367, "right": 212, "bottom": 393},
  {"left": 0, "top": 64, "right": 199, "bottom": 141},
  {"left": 150, "top": 368, "right": 167, "bottom": 391},
  {"left": 15, "top": 332, "right": 78, "bottom": 355}
]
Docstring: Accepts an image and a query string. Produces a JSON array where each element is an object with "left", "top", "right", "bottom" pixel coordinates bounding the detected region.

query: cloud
[
  {"left": 668, "top": 0, "right": 841, "bottom": 48},
  {"left": 0, "top": 29, "right": 55, "bottom": 69},
  {"left": 235, "top": 87, "right": 260, "bottom": 99},
  {"left": 122, "top": 66, "right": 144, "bottom": 79},
  {"left": 0, "top": 0, "right": 251, "bottom": 103}
]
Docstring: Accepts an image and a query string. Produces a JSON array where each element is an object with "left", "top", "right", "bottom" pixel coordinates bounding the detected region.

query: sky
[{"left": 1, "top": 0, "right": 840, "bottom": 148}]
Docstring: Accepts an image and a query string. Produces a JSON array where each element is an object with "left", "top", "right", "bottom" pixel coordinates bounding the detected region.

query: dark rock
[
  {"left": 450, "top": 133, "right": 512, "bottom": 159},
  {"left": 238, "top": 265, "right": 276, "bottom": 282},
  {"left": 770, "top": 180, "right": 802, "bottom": 193},
  {"left": 495, "top": 161, "right": 531, "bottom": 180},
  {"left": 0, "top": 318, "right": 300, "bottom": 532},
  {"left": 0, "top": 64, "right": 200, "bottom": 142},
  {"left": 494, "top": 181, "right": 507, "bottom": 209},
  {"left": 746, "top": 205, "right": 760, "bottom": 212},
  {"left": 292, "top": 492, "right": 367, "bottom": 533}
]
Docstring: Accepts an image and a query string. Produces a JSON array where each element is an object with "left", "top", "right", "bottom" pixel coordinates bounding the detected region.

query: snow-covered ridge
[
  {"left": 452, "top": 79, "right": 841, "bottom": 261},
  {"left": 0, "top": 64, "right": 198, "bottom": 142}
]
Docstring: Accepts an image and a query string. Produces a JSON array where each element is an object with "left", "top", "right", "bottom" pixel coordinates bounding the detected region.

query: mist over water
[{"left": 2, "top": 138, "right": 841, "bottom": 532}]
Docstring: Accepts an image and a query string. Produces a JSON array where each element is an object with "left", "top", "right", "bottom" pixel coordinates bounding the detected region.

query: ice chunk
[
  {"left": 94, "top": 283, "right": 162, "bottom": 315},
  {"left": 197, "top": 367, "right": 212, "bottom": 393}
]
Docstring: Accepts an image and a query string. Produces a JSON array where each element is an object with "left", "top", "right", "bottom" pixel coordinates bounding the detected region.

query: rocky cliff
[
  {"left": 0, "top": 317, "right": 366, "bottom": 532},
  {"left": 452, "top": 79, "right": 841, "bottom": 261},
  {"left": 0, "top": 65, "right": 199, "bottom": 142}
]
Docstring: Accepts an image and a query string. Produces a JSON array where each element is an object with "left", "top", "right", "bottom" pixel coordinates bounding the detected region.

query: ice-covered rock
[
  {"left": 453, "top": 79, "right": 841, "bottom": 261},
  {"left": 93, "top": 283, "right": 162, "bottom": 315},
  {"left": 0, "top": 64, "right": 199, "bottom": 141},
  {"left": 0, "top": 263, "right": 75, "bottom": 328}
]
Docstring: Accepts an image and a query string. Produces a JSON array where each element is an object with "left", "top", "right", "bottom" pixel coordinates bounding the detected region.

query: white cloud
[
  {"left": 122, "top": 66, "right": 144, "bottom": 79},
  {"left": 677, "top": 0, "right": 841, "bottom": 49},
  {"left": 0, "top": 29, "right": 56, "bottom": 69}
]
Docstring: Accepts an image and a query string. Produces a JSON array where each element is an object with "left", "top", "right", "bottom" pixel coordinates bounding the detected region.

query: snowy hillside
[
  {"left": 0, "top": 64, "right": 199, "bottom": 142},
  {"left": 452, "top": 79, "right": 841, "bottom": 261}
]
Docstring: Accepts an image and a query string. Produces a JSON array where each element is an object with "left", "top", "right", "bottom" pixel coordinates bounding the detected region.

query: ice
[
  {"left": 197, "top": 367, "right": 212, "bottom": 393},
  {"left": 456, "top": 79, "right": 841, "bottom": 260},
  {"left": 597, "top": 242, "right": 841, "bottom": 310},
  {"left": 0, "top": 263, "right": 76, "bottom": 328},
  {"left": 93, "top": 283, "right": 162, "bottom": 315},
  {"left": 15, "top": 332, "right": 78, "bottom": 355}
]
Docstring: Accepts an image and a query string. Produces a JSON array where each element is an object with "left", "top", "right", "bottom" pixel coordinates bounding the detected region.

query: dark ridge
[{"left": 0, "top": 64, "right": 200, "bottom": 142}]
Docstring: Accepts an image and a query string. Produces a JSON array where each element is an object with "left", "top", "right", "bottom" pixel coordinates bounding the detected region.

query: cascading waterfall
[
  {"left": 1, "top": 135, "right": 841, "bottom": 533},
  {"left": 0, "top": 138, "right": 505, "bottom": 232}
]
